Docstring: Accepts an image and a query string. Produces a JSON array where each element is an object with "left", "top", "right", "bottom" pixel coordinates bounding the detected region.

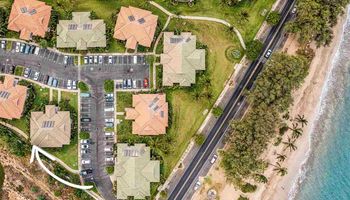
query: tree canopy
[
  {"left": 245, "top": 40, "right": 263, "bottom": 60},
  {"left": 286, "top": 0, "right": 350, "bottom": 46}
]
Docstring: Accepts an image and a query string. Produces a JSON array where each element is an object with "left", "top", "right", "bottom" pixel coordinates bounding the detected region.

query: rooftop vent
[
  {"left": 170, "top": 37, "right": 183, "bottom": 44},
  {"left": 29, "top": 9, "right": 37, "bottom": 15},
  {"left": 138, "top": 18, "right": 145, "bottom": 24},
  {"left": 83, "top": 24, "right": 92, "bottom": 30},
  {"left": 123, "top": 148, "right": 140, "bottom": 157},
  {"left": 128, "top": 15, "right": 135, "bottom": 21},
  {"left": 160, "top": 111, "right": 164, "bottom": 118}
]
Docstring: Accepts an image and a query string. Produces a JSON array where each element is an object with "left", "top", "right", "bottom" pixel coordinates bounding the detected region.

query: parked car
[
  {"left": 194, "top": 180, "right": 201, "bottom": 191},
  {"left": 20, "top": 43, "right": 25, "bottom": 53},
  {"left": 105, "top": 132, "right": 114, "bottom": 136},
  {"left": 81, "top": 118, "right": 91, "bottom": 122},
  {"left": 108, "top": 56, "right": 112, "bottom": 64},
  {"left": 127, "top": 79, "right": 132, "bottom": 89},
  {"left": 81, "top": 144, "right": 89, "bottom": 149},
  {"left": 23, "top": 68, "right": 31, "bottom": 78},
  {"left": 105, "top": 122, "right": 114, "bottom": 127},
  {"left": 143, "top": 78, "right": 149, "bottom": 88},
  {"left": 81, "top": 149, "right": 88, "bottom": 154},
  {"left": 133, "top": 56, "right": 137, "bottom": 64},
  {"left": 82, "top": 160, "right": 91, "bottom": 165},
  {"left": 210, "top": 154, "right": 218, "bottom": 164},
  {"left": 34, "top": 47, "right": 40, "bottom": 55},
  {"left": 43, "top": 75, "right": 49, "bottom": 84},
  {"left": 104, "top": 147, "right": 113, "bottom": 152},
  {"left": 80, "top": 139, "right": 90, "bottom": 144},
  {"left": 265, "top": 49, "right": 272, "bottom": 58},
  {"left": 133, "top": 80, "right": 137, "bottom": 89},
  {"left": 105, "top": 118, "right": 114, "bottom": 123},
  {"left": 84, "top": 56, "right": 88, "bottom": 64},
  {"left": 94, "top": 56, "right": 98, "bottom": 64},
  {"left": 80, "top": 169, "right": 93, "bottom": 175},
  {"left": 1, "top": 40, "right": 6, "bottom": 49},
  {"left": 64, "top": 55, "right": 68, "bottom": 64},
  {"left": 122, "top": 79, "right": 127, "bottom": 89},
  {"left": 29, "top": 45, "right": 35, "bottom": 54},
  {"left": 80, "top": 93, "right": 91, "bottom": 98},
  {"left": 67, "top": 80, "right": 72, "bottom": 90},
  {"left": 105, "top": 157, "right": 114, "bottom": 162},
  {"left": 72, "top": 80, "right": 77, "bottom": 90},
  {"left": 47, "top": 76, "right": 53, "bottom": 86},
  {"left": 15, "top": 42, "right": 20, "bottom": 52},
  {"left": 104, "top": 107, "right": 114, "bottom": 112},
  {"left": 98, "top": 56, "right": 103, "bottom": 64},
  {"left": 52, "top": 79, "right": 58, "bottom": 87},
  {"left": 89, "top": 56, "right": 93, "bottom": 64},
  {"left": 33, "top": 71, "right": 40, "bottom": 81},
  {"left": 24, "top": 45, "right": 30, "bottom": 54}
]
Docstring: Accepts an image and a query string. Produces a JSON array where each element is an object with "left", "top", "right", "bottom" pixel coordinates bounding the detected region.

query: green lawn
[
  {"left": 61, "top": 92, "right": 78, "bottom": 110},
  {"left": 116, "top": 92, "right": 132, "bottom": 112},
  {"left": 155, "top": 0, "right": 276, "bottom": 41},
  {"left": 14, "top": 66, "right": 24, "bottom": 76}
]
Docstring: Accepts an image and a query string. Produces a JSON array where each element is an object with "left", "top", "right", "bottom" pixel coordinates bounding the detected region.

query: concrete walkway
[{"left": 149, "top": 1, "right": 246, "bottom": 49}]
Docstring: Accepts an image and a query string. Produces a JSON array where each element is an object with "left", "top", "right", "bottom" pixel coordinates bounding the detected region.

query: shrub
[
  {"left": 245, "top": 40, "right": 263, "bottom": 60},
  {"left": 266, "top": 11, "right": 280, "bottom": 25},
  {"left": 30, "top": 186, "right": 39, "bottom": 193},
  {"left": 194, "top": 134, "right": 206, "bottom": 146},
  {"left": 104, "top": 80, "right": 114, "bottom": 93},
  {"left": 212, "top": 106, "right": 224, "bottom": 118},
  {"left": 36, "top": 194, "right": 46, "bottom": 200},
  {"left": 106, "top": 166, "right": 114, "bottom": 175},
  {"left": 0, "top": 162, "right": 4, "bottom": 198},
  {"left": 240, "top": 183, "right": 257, "bottom": 193},
  {"left": 79, "top": 131, "right": 90, "bottom": 140},
  {"left": 238, "top": 195, "right": 249, "bottom": 200},
  {"left": 78, "top": 81, "right": 89, "bottom": 93}
]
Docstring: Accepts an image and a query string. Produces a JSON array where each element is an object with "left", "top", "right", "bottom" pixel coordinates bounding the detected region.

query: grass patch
[
  {"left": 105, "top": 166, "right": 114, "bottom": 175},
  {"left": 61, "top": 92, "right": 78, "bottom": 110},
  {"left": 52, "top": 89, "right": 59, "bottom": 103},
  {"left": 104, "top": 80, "right": 114, "bottom": 93},
  {"left": 155, "top": 0, "right": 275, "bottom": 41},
  {"left": 78, "top": 81, "right": 89, "bottom": 93},
  {"left": 14, "top": 66, "right": 24, "bottom": 76},
  {"left": 116, "top": 92, "right": 132, "bottom": 112}
]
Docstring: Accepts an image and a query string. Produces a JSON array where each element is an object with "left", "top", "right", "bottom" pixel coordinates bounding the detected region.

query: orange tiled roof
[
  {"left": 0, "top": 75, "right": 27, "bottom": 120},
  {"left": 125, "top": 94, "right": 168, "bottom": 136},
  {"left": 8, "top": 0, "right": 52, "bottom": 40},
  {"left": 114, "top": 6, "right": 158, "bottom": 50}
]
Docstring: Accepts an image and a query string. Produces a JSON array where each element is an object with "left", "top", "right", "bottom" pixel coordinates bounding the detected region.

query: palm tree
[
  {"left": 273, "top": 162, "right": 288, "bottom": 176},
  {"left": 276, "top": 153, "right": 287, "bottom": 162},
  {"left": 192, "top": 89, "right": 202, "bottom": 100},
  {"left": 254, "top": 174, "right": 268, "bottom": 183},
  {"left": 290, "top": 123, "right": 303, "bottom": 139},
  {"left": 295, "top": 114, "right": 308, "bottom": 127},
  {"left": 283, "top": 137, "right": 297, "bottom": 152}
]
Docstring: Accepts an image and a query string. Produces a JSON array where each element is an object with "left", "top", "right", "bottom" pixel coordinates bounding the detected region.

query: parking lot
[
  {"left": 83, "top": 54, "right": 146, "bottom": 65},
  {"left": 79, "top": 92, "right": 115, "bottom": 183}
]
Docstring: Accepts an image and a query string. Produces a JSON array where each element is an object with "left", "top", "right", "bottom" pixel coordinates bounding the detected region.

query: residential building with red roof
[
  {"left": 114, "top": 6, "right": 158, "bottom": 50},
  {"left": 8, "top": 0, "right": 52, "bottom": 40},
  {"left": 125, "top": 94, "right": 168, "bottom": 136},
  {"left": 0, "top": 75, "right": 27, "bottom": 120}
]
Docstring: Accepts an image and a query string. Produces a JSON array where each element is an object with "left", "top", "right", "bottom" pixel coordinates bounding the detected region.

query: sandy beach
[{"left": 192, "top": 8, "right": 348, "bottom": 200}]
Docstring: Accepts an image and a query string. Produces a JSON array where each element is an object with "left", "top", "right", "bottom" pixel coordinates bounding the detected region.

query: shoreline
[{"left": 255, "top": 9, "right": 349, "bottom": 200}]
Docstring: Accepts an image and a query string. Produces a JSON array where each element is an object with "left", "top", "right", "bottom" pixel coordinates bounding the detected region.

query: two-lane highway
[{"left": 168, "top": 0, "right": 296, "bottom": 199}]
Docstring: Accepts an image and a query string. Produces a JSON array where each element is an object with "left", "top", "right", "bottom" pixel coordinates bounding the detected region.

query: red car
[{"left": 143, "top": 78, "right": 149, "bottom": 88}]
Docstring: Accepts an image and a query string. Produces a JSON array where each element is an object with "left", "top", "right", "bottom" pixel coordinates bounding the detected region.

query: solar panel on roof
[
  {"left": 138, "top": 18, "right": 145, "bottom": 24},
  {"left": 42, "top": 121, "right": 55, "bottom": 128},
  {"left": 29, "top": 9, "right": 37, "bottom": 15},
  {"left": 153, "top": 105, "right": 159, "bottom": 112},
  {"left": 0, "top": 91, "right": 10, "bottom": 99},
  {"left": 68, "top": 24, "right": 78, "bottom": 30},
  {"left": 128, "top": 15, "right": 135, "bottom": 21},
  {"left": 20, "top": 7, "right": 27, "bottom": 13},
  {"left": 83, "top": 24, "right": 92, "bottom": 30},
  {"left": 170, "top": 37, "right": 183, "bottom": 44}
]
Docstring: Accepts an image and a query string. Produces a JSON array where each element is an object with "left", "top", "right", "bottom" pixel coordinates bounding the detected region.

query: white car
[
  {"left": 80, "top": 139, "right": 90, "bottom": 144},
  {"left": 108, "top": 56, "right": 113, "bottom": 64},
  {"left": 194, "top": 180, "right": 201, "bottom": 191},
  {"left": 84, "top": 56, "right": 88, "bottom": 64},
  {"left": 1, "top": 40, "right": 5, "bottom": 49},
  {"left": 94, "top": 56, "right": 98, "bottom": 64},
  {"left": 105, "top": 118, "right": 114, "bottom": 123},
  {"left": 265, "top": 49, "right": 272, "bottom": 58},
  {"left": 89, "top": 56, "right": 93, "bottom": 64},
  {"left": 105, "top": 157, "right": 114, "bottom": 162},
  {"left": 33, "top": 71, "right": 40, "bottom": 81},
  {"left": 98, "top": 55, "right": 103, "bottom": 64},
  {"left": 81, "top": 149, "right": 88, "bottom": 154},
  {"left": 104, "top": 147, "right": 113, "bottom": 152},
  {"left": 34, "top": 47, "right": 40, "bottom": 55},
  {"left": 105, "top": 93, "right": 114, "bottom": 98},
  {"left": 133, "top": 80, "right": 137, "bottom": 89},
  {"left": 81, "top": 144, "right": 89, "bottom": 149},
  {"left": 64, "top": 55, "right": 68, "bottom": 65},
  {"left": 105, "top": 132, "right": 114, "bottom": 136},
  {"left": 82, "top": 159, "right": 91, "bottom": 165},
  {"left": 210, "top": 154, "right": 218, "bottom": 164},
  {"left": 67, "top": 80, "right": 72, "bottom": 90},
  {"left": 15, "top": 42, "right": 20, "bottom": 52},
  {"left": 72, "top": 80, "right": 77, "bottom": 90}
]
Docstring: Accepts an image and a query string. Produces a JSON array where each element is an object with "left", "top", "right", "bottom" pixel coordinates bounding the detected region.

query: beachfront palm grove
[{"left": 221, "top": 0, "right": 350, "bottom": 195}]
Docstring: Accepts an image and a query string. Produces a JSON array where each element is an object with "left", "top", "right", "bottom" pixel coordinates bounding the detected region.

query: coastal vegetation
[
  {"left": 221, "top": 53, "right": 309, "bottom": 189},
  {"left": 0, "top": 162, "right": 3, "bottom": 198},
  {"left": 286, "top": 0, "right": 350, "bottom": 47}
]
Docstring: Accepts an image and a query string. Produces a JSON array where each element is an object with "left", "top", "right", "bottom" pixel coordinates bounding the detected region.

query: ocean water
[{"left": 290, "top": 7, "right": 350, "bottom": 200}]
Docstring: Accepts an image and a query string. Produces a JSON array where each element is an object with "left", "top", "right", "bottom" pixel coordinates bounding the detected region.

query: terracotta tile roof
[
  {"left": 114, "top": 6, "right": 158, "bottom": 50},
  {"left": 56, "top": 12, "right": 106, "bottom": 50},
  {"left": 125, "top": 94, "right": 168, "bottom": 135},
  {"left": 30, "top": 105, "right": 71, "bottom": 147},
  {"left": 160, "top": 32, "right": 206, "bottom": 86},
  {"left": 0, "top": 75, "right": 27, "bottom": 120},
  {"left": 8, "top": 0, "right": 52, "bottom": 40}
]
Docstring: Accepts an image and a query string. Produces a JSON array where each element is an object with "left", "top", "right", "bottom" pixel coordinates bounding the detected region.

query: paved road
[{"left": 167, "top": 0, "right": 296, "bottom": 199}]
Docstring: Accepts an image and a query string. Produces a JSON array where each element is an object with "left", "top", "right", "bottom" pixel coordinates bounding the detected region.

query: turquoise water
[{"left": 293, "top": 7, "right": 350, "bottom": 200}]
